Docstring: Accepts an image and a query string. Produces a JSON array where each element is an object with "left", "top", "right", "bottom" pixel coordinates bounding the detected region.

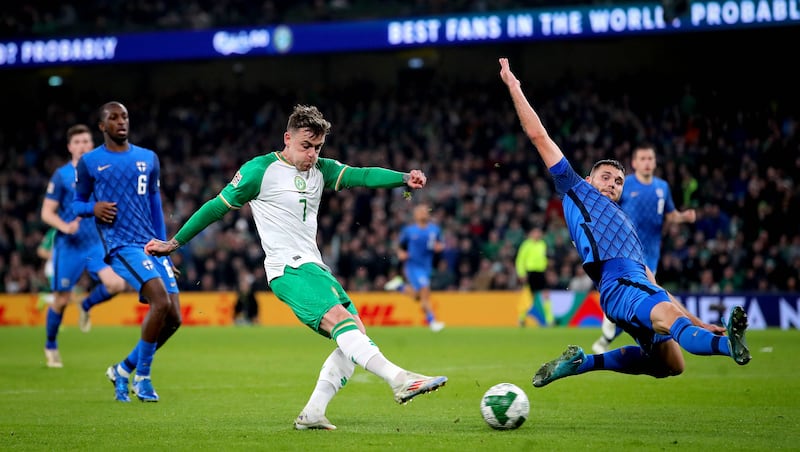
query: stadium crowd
[
  {"left": 1, "top": 65, "right": 798, "bottom": 296},
  {"left": 1, "top": 2, "right": 798, "bottom": 296},
  {"left": 1, "top": 0, "right": 607, "bottom": 38}
]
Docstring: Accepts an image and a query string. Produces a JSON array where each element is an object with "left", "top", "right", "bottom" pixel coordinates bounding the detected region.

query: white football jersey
[{"left": 219, "top": 152, "right": 347, "bottom": 281}]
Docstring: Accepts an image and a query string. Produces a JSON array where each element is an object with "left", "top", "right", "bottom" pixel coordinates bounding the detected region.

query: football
[{"left": 480, "top": 383, "right": 530, "bottom": 430}]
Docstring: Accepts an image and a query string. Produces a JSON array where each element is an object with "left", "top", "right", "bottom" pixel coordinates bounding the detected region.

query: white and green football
[{"left": 480, "top": 383, "right": 530, "bottom": 430}]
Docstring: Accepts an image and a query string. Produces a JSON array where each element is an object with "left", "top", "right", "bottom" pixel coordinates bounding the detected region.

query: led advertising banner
[{"left": 1, "top": 0, "right": 798, "bottom": 68}]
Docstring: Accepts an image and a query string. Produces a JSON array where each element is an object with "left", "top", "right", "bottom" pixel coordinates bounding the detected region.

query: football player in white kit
[{"left": 146, "top": 104, "right": 447, "bottom": 430}]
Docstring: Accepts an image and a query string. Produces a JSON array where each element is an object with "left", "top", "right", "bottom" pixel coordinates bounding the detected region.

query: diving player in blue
[
  {"left": 592, "top": 143, "right": 697, "bottom": 353},
  {"left": 395, "top": 203, "right": 445, "bottom": 332},
  {"left": 73, "top": 101, "right": 182, "bottom": 402},
  {"left": 498, "top": 58, "right": 750, "bottom": 388},
  {"left": 40, "top": 124, "right": 127, "bottom": 368}
]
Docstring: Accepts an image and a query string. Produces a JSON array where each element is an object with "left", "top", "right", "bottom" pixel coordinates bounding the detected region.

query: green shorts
[{"left": 269, "top": 263, "right": 357, "bottom": 336}]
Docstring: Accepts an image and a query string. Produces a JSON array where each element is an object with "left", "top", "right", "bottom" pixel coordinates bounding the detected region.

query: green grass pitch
[{"left": 1, "top": 326, "right": 798, "bottom": 451}]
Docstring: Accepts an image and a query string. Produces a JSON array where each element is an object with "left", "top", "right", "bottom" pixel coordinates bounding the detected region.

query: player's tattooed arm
[{"left": 144, "top": 237, "right": 181, "bottom": 256}]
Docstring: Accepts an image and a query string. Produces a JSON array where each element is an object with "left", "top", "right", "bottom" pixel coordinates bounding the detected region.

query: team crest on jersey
[
  {"left": 231, "top": 171, "right": 242, "bottom": 187},
  {"left": 294, "top": 175, "right": 307, "bottom": 191},
  {"left": 656, "top": 188, "right": 664, "bottom": 198},
  {"left": 137, "top": 161, "right": 147, "bottom": 172}
]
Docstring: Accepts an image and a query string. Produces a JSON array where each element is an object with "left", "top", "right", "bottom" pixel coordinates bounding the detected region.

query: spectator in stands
[{"left": 234, "top": 272, "right": 259, "bottom": 325}]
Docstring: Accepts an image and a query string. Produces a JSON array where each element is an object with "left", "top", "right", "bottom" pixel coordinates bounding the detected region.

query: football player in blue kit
[
  {"left": 498, "top": 58, "right": 749, "bottom": 388},
  {"left": 41, "top": 124, "right": 127, "bottom": 368},
  {"left": 394, "top": 203, "right": 445, "bottom": 332},
  {"left": 74, "top": 101, "right": 182, "bottom": 402},
  {"left": 592, "top": 143, "right": 696, "bottom": 353}
]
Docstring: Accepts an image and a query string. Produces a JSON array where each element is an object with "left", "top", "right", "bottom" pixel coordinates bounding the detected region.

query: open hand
[
  {"left": 701, "top": 322, "right": 726, "bottom": 335},
  {"left": 499, "top": 58, "right": 520, "bottom": 88}
]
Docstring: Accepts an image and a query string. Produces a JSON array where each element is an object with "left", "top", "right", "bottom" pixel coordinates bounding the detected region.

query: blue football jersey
[
  {"left": 618, "top": 175, "right": 675, "bottom": 272},
  {"left": 549, "top": 157, "right": 644, "bottom": 284},
  {"left": 45, "top": 162, "right": 101, "bottom": 248},
  {"left": 74, "top": 144, "right": 165, "bottom": 253},
  {"left": 399, "top": 223, "right": 442, "bottom": 272}
]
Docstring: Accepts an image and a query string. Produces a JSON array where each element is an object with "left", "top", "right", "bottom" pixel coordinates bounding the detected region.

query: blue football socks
[
  {"left": 136, "top": 340, "right": 158, "bottom": 378},
  {"left": 670, "top": 316, "right": 729, "bottom": 356},
  {"left": 425, "top": 312, "right": 435, "bottom": 325},
  {"left": 45, "top": 307, "right": 63, "bottom": 349},
  {"left": 81, "top": 284, "right": 112, "bottom": 312},
  {"left": 119, "top": 343, "right": 141, "bottom": 374}
]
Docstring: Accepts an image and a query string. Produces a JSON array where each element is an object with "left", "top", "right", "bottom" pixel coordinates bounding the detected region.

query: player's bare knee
[
  {"left": 650, "top": 361, "right": 683, "bottom": 378},
  {"left": 53, "top": 293, "right": 71, "bottom": 310},
  {"left": 665, "top": 362, "right": 685, "bottom": 378},
  {"left": 669, "top": 364, "right": 684, "bottom": 376},
  {"left": 651, "top": 304, "right": 684, "bottom": 335},
  {"left": 651, "top": 341, "right": 685, "bottom": 377},
  {"left": 106, "top": 279, "right": 126, "bottom": 294},
  {"left": 145, "top": 293, "right": 171, "bottom": 312}
]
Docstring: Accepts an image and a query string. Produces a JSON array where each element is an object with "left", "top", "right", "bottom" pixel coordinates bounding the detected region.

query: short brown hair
[
  {"left": 632, "top": 142, "right": 656, "bottom": 158},
  {"left": 590, "top": 159, "right": 625, "bottom": 175},
  {"left": 67, "top": 124, "right": 91, "bottom": 141},
  {"left": 287, "top": 105, "right": 331, "bottom": 137}
]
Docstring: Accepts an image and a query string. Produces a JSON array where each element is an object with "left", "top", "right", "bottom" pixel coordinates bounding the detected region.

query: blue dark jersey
[
  {"left": 618, "top": 175, "right": 675, "bottom": 272},
  {"left": 549, "top": 157, "right": 645, "bottom": 284},
  {"left": 45, "top": 162, "right": 100, "bottom": 249},
  {"left": 399, "top": 222, "right": 442, "bottom": 272},
  {"left": 74, "top": 144, "right": 167, "bottom": 253}
]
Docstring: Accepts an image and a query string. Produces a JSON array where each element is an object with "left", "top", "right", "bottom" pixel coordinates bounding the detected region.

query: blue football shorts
[
  {"left": 109, "top": 245, "right": 179, "bottom": 294},
  {"left": 51, "top": 241, "right": 108, "bottom": 292}
]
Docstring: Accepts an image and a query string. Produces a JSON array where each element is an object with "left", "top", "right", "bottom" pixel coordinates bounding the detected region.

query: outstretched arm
[
  {"left": 499, "top": 58, "right": 564, "bottom": 169},
  {"left": 145, "top": 196, "right": 231, "bottom": 256},
  {"left": 336, "top": 167, "right": 426, "bottom": 190},
  {"left": 147, "top": 159, "right": 262, "bottom": 256}
]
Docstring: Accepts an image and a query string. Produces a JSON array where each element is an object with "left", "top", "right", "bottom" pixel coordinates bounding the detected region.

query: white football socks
[
  {"left": 335, "top": 329, "right": 404, "bottom": 385},
  {"left": 601, "top": 316, "right": 618, "bottom": 342},
  {"left": 302, "top": 348, "right": 354, "bottom": 416}
]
